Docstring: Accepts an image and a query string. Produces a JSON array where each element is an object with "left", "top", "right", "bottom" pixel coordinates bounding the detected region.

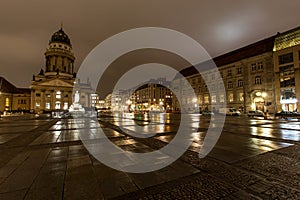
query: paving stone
[
  {"left": 64, "top": 155, "right": 103, "bottom": 200},
  {"left": 25, "top": 187, "right": 63, "bottom": 200},
  {"left": 0, "top": 148, "right": 50, "bottom": 193},
  {"left": 0, "top": 189, "right": 27, "bottom": 200}
]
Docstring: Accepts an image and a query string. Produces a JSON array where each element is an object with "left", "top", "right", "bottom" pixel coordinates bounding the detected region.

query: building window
[
  {"left": 46, "top": 94, "right": 51, "bottom": 98},
  {"left": 239, "top": 93, "right": 244, "bottom": 102},
  {"left": 55, "top": 101, "right": 61, "bottom": 109},
  {"left": 204, "top": 96, "right": 209, "bottom": 104},
  {"left": 197, "top": 77, "right": 201, "bottom": 83},
  {"left": 198, "top": 96, "right": 203, "bottom": 104},
  {"left": 255, "top": 76, "right": 262, "bottom": 85},
  {"left": 227, "top": 69, "right": 232, "bottom": 76},
  {"left": 63, "top": 102, "right": 68, "bottom": 110},
  {"left": 220, "top": 94, "right": 225, "bottom": 103},
  {"left": 251, "top": 63, "right": 257, "bottom": 71},
  {"left": 211, "top": 74, "right": 215, "bottom": 81},
  {"left": 257, "top": 62, "right": 263, "bottom": 70},
  {"left": 19, "top": 99, "right": 26, "bottom": 104},
  {"left": 211, "top": 95, "right": 217, "bottom": 103},
  {"left": 36, "top": 102, "right": 40, "bottom": 108},
  {"left": 46, "top": 102, "right": 50, "bottom": 109},
  {"left": 238, "top": 80, "right": 243, "bottom": 87},
  {"left": 191, "top": 78, "right": 196, "bottom": 85},
  {"left": 279, "top": 53, "right": 293, "bottom": 65},
  {"left": 56, "top": 91, "right": 61, "bottom": 99},
  {"left": 5, "top": 98, "right": 10, "bottom": 107},
  {"left": 228, "top": 93, "right": 234, "bottom": 102},
  {"left": 36, "top": 93, "right": 41, "bottom": 97},
  {"left": 211, "top": 84, "right": 216, "bottom": 91},
  {"left": 227, "top": 81, "right": 233, "bottom": 89},
  {"left": 237, "top": 67, "right": 242, "bottom": 74}
]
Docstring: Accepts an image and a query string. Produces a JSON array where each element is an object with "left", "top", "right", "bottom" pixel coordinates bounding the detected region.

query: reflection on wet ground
[
  {"left": 96, "top": 113, "right": 297, "bottom": 164},
  {"left": 0, "top": 114, "right": 299, "bottom": 199}
]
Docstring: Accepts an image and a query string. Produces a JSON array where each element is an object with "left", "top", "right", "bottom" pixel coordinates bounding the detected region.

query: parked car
[
  {"left": 247, "top": 110, "right": 264, "bottom": 117},
  {"left": 218, "top": 108, "right": 241, "bottom": 116}
]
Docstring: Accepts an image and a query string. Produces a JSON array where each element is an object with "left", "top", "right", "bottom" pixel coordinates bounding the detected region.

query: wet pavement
[{"left": 0, "top": 114, "right": 299, "bottom": 199}]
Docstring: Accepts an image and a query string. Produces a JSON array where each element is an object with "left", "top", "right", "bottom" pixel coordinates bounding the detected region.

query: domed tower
[{"left": 44, "top": 26, "right": 75, "bottom": 78}]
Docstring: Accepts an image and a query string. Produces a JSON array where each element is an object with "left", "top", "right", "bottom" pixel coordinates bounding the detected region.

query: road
[{"left": 0, "top": 113, "right": 299, "bottom": 199}]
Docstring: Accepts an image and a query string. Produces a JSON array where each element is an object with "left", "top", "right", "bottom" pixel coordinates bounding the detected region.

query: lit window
[
  {"left": 56, "top": 91, "right": 61, "bottom": 99},
  {"left": 220, "top": 94, "right": 225, "bottom": 103},
  {"left": 228, "top": 93, "right": 234, "bottom": 102},
  {"left": 239, "top": 93, "right": 244, "bottom": 102},
  {"left": 36, "top": 102, "right": 40, "bottom": 108},
  {"left": 55, "top": 101, "right": 61, "bottom": 109},
  {"left": 198, "top": 96, "right": 203, "bottom": 104},
  {"left": 63, "top": 102, "right": 68, "bottom": 110},
  {"left": 46, "top": 102, "right": 50, "bottom": 109},
  {"left": 5, "top": 98, "right": 10, "bottom": 107},
  {"left": 211, "top": 95, "right": 217, "bottom": 103},
  {"left": 204, "top": 96, "right": 209, "bottom": 104}
]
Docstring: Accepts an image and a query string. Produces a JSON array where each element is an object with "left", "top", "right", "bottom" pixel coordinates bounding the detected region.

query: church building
[{"left": 30, "top": 26, "right": 95, "bottom": 113}]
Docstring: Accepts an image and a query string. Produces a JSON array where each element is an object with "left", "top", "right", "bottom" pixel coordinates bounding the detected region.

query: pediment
[{"left": 38, "top": 78, "right": 74, "bottom": 87}]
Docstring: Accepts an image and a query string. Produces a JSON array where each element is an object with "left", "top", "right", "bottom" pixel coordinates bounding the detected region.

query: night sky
[{"left": 1, "top": 0, "right": 300, "bottom": 92}]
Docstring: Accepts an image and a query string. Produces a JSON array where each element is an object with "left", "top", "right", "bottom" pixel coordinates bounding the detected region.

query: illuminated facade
[
  {"left": 0, "top": 77, "right": 31, "bottom": 113},
  {"left": 273, "top": 27, "right": 300, "bottom": 112},
  {"left": 172, "top": 36, "right": 276, "bottom": 113},
  {"left": 133, "top": 78, "right": 173, "bottom": 112},
  {"left": 30, "top": 26, "right": 95, "bottom": 113},
  {"left": 106, "top": 78, "right": 174, "bottom": 112}
]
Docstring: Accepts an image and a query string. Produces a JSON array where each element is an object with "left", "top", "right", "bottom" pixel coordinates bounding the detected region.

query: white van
[{"left": 218, "top": 108, "right": 241, "bottom": 116}]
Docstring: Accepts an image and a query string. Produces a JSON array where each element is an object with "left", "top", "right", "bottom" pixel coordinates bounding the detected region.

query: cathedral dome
[{"left": 49, "top": 28, "right": 71, "bottom": 46}]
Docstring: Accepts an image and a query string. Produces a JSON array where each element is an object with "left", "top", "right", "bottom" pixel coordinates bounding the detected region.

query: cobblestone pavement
[{"left": 0, "top": 114, "right": 299, "bottom": 199}]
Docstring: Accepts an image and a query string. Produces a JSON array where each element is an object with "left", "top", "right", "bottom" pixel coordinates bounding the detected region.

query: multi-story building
[
  {"left": 29, "top": 26, "right": 95, "bottom": 113},
  {"left": 105, "top": 78, "right": 174, "bottom": 113},
  {"left": 0, "top": 77, "right": 31, "bottom": 113},
  {"left": 273, "top": 27, "right": 300, "bottom": 112},
  {"left": 129, "top": 78, "right": 173, "bottom": 112},
  {"left": 172, "top": 36, "right": 276, "bottom": 113}
]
